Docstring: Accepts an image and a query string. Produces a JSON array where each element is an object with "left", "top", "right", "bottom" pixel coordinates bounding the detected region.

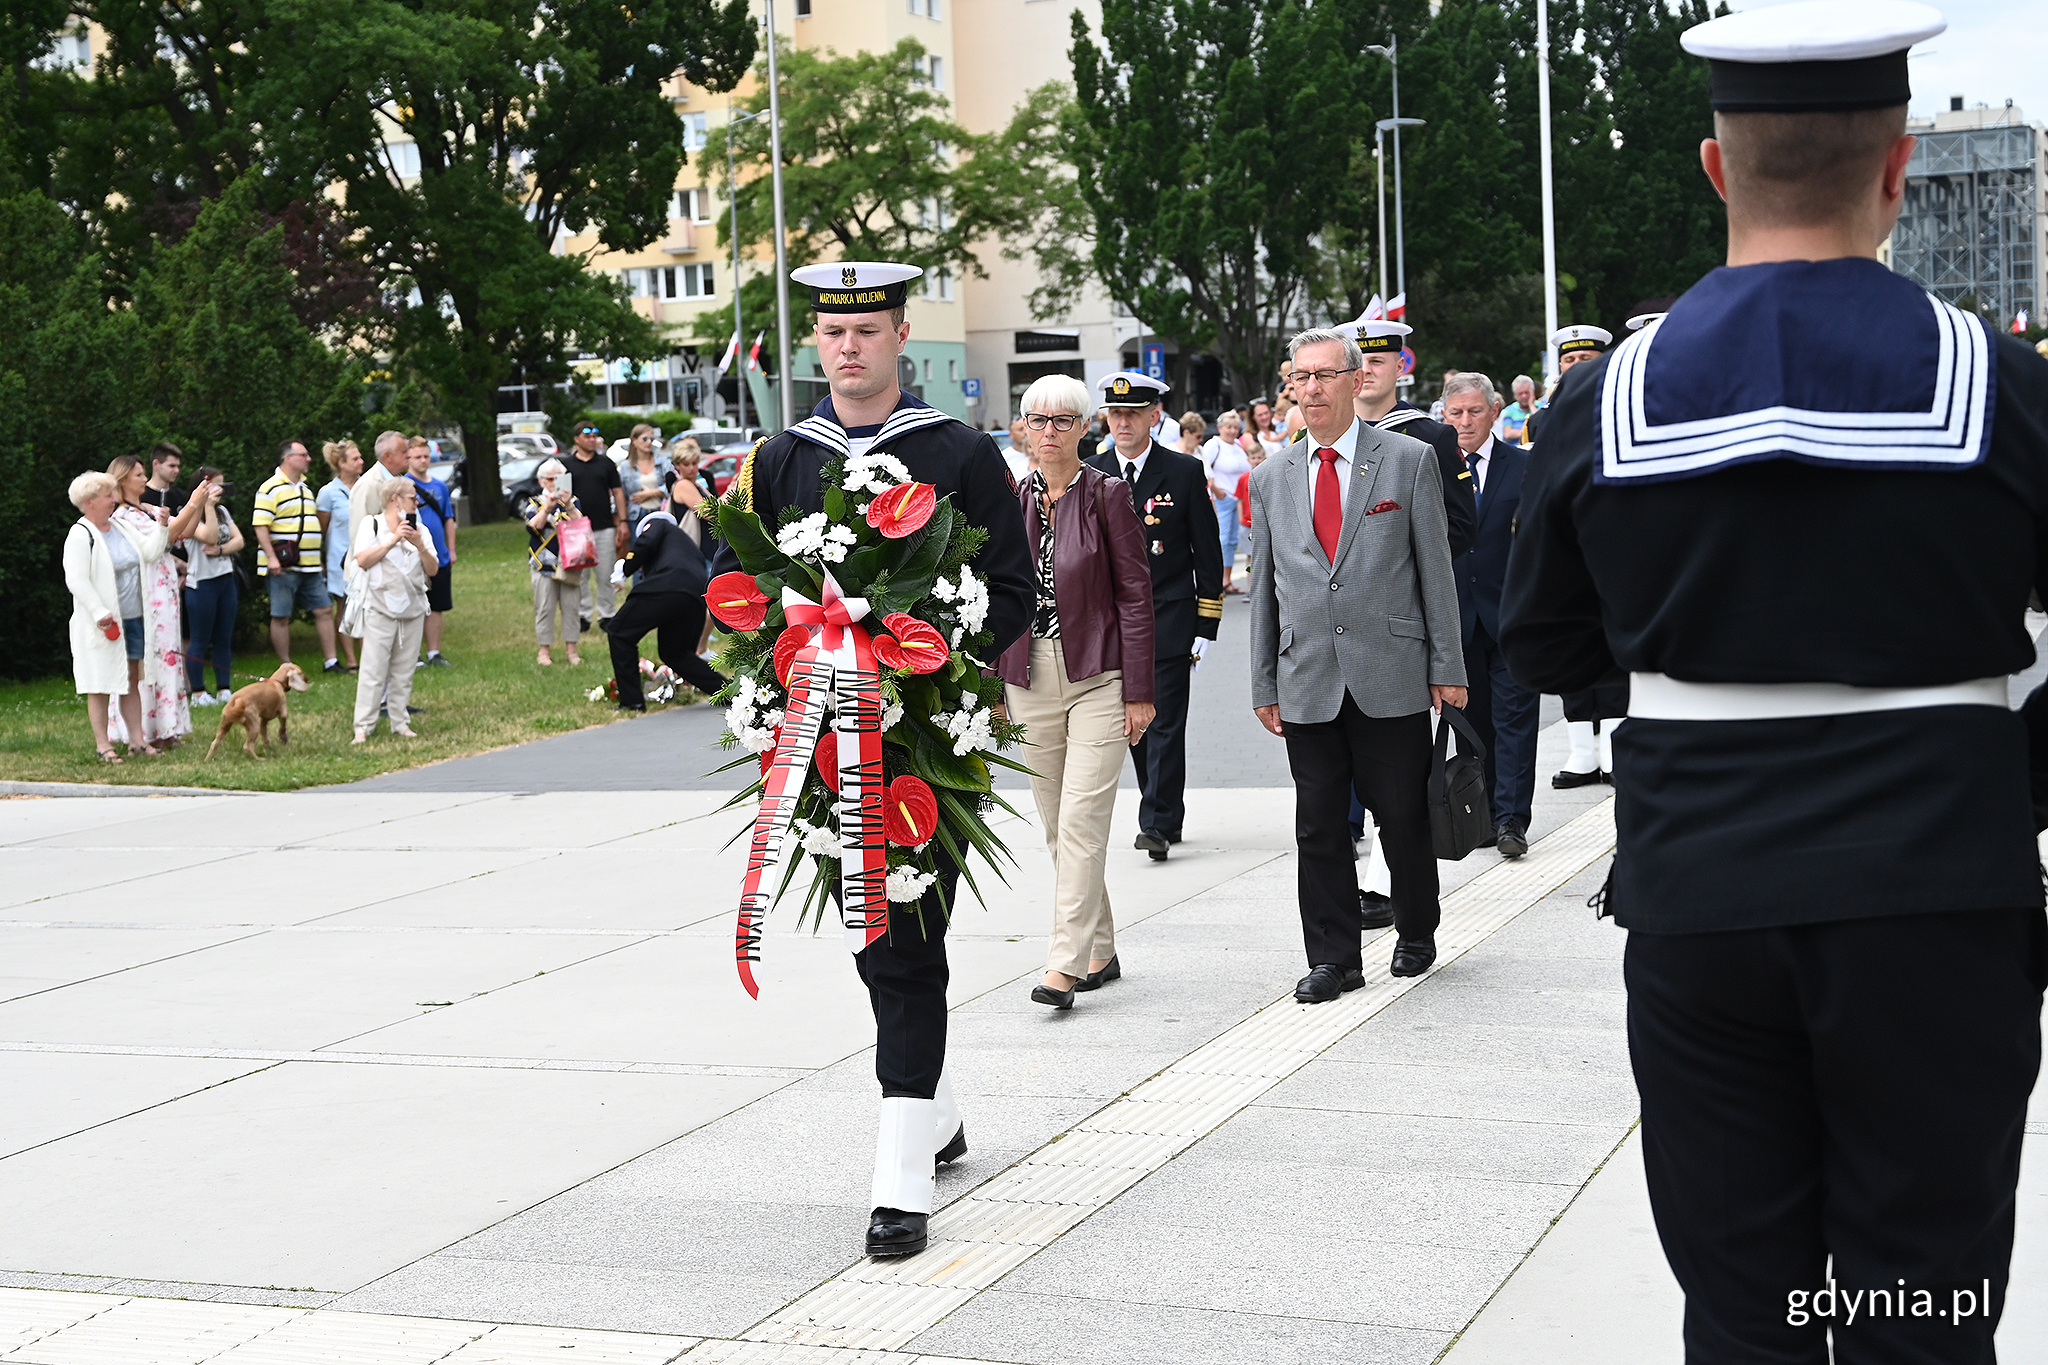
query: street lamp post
[
  {"left": 725, "top": 101, "right": 768, "bottom": 434},
  {"left": 1536, "top": 0, "right": 1560, "bottom": 381},
  {"left": 1365, "top": 41, "right": 1423, "bottom": 311},
  {"left": 1373, "top": 116, "right": 1425, "bottom": 312},
  {"left": 763, "top": 0, "right": 794, "bottom": 430}
]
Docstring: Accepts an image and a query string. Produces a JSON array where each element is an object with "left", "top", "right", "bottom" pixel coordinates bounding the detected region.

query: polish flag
[
  {"left": 747, "top": 331, "right": 766, "bottom": 372},
  {"left": 713, "top": 331, "right": 740, "bottom": 377},
  {"left": 1386, "top": 293, "right": 1407, "bottom": 321},
  {"left": 2015, "top": 310, "right": 2031, "bottom": 334},
  {"left": 1361, "top": 294, "right": 1386, "bottom": 322}
]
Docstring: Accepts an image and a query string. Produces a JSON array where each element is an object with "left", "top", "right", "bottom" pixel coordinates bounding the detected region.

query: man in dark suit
[
  {"left": 1087, "top": 371, "right": 1223, "bottom": 860},
  {"left": 1441, "top": 371, "right": 1536, "bottom": 856}
]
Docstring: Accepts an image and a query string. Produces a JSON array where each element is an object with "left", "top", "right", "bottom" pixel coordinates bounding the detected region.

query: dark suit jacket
[
  {"left": 1366, "top": 405, "right": 1478, "bottom": 558},
  {"left": 1460, "top": 438, "right": 1528, "bottom": 644},
  {"left": 1086, "top": 442, "right": 1224, "bottom": 657},
  {"left": 620, "top": 511, "right": 710, "bottom": 596}
]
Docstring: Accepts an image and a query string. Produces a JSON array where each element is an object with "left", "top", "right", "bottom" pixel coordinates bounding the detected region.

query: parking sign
[{"left": 962, "top": 377, "right": 982, "bottom": 398}]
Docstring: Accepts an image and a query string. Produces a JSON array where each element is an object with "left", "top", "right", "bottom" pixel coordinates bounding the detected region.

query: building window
[
  {"left": 923, "top": 358, "right": 934, "bottom": 382},
  {"left": 948, "top": 358, "right": 959, "bottom": 381},
  {"left": 386, "top": 141, "right": 423, "bottom": 180},
  {"left": 936, "top": 268, "right": 954, "bottom": 301},
  {"left": 907, "top": 0, "right": 937, "bottom": 14},
  {"left": 684, "top": 113, "right": 709, "bottom": 151},
  {"left": 796, "top": 0, "right": 811, "bottom": 13},
  {"left": 34, "top": 30, "right": 91, "bottom": 71},
  {"left": 928, "top": 56, "right": 943, "bottom": 89},
  {"left": 672, "top": 188, "right": 713, "bottom": 222}
]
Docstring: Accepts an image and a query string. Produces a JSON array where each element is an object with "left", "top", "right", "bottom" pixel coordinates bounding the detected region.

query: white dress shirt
[
  {"left": 1113, "top": 446, "right": 1151, "bottom": 486},
  {"left": 1468, "top": 435, "right": 1497, "bottom": 495},
  {"left": 1302, "top": 420, "right": 1361, "bottom": 517}
]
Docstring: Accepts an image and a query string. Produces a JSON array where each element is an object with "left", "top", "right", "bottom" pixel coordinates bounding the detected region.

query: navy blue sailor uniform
[
  {"left": 714, "top": 392, "right": 1034, "bottom": 1103},
  {"left": 1085, "top": 439, "right": 1223, "bottom": 843},
  {"left": 1501, "top": 255, "right": 2048, "bottom": 1363}
]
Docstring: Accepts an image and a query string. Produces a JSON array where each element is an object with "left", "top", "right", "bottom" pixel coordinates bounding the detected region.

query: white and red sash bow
[{"left": 734, "top": 570, "right": 891, "bottom": 997}]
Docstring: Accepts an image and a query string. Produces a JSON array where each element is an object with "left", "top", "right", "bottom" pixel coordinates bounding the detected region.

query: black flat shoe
[
  {"left": 1390, "top": 938, "right": 1437, "bottom": 977},
  {"left": 1133, "top": 830, "right": 1169, "bottom": 861},
  {"left": 1495, "top": 825, "right": 1528, "bottom": 859},
  {"left": 1358, "top": 890, "right": 1396, "bottom": 931},
  {"left": 1075, "top": 955, "right": 1121, "bottom": 992},
  {"left": 1294, "top": 963, "right": 1365, "bottom": 1004},
  {"left": 936, "top": 1124, "right": 967, "bottom": 1167},
  {"left": 866, "top": 1207, "right": 928, "bottom": 1258},
  {"left": 1164, "top": 832, "right": 1183, "bottom": 845},
  {"left": 1552, "top": 768, "right": 1603, "bottom": 789},
  {"left": 1031, "top": 981, "right": 1076, "bottom": 1009}
]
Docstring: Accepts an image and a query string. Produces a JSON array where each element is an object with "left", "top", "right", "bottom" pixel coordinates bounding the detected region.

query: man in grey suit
[{"left": 1248, "top": 327, "right": 1468, "bottom": 997}]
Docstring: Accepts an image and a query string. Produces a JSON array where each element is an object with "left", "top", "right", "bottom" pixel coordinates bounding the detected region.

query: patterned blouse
[{"left": 1029, "top": 469, "right": 1060, "bottom": 639}]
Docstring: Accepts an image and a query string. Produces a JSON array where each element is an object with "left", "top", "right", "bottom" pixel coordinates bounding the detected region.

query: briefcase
[{"left": 1428, "top": 705, "right": 1492, "bottom": 860}]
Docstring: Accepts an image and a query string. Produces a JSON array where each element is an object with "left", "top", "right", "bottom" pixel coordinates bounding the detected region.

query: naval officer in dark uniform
[
  {"left": 1086, "top": 371, "right": 1222, "bottom": 860},
  {"left": 714, "top": 261, "right": 1033, "bottom": 1260},
  {"left": 1501, "top": 6, "right": 2048, "bottom": 1360}
]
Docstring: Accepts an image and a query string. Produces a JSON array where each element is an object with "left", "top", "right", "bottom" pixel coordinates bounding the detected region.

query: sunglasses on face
[{"left": 579, "top": 427, "right": 601, "bottom": 436}]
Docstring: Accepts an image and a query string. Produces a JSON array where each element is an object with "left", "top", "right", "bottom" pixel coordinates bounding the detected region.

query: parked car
[
  {"left": 426, "top": 458, "right": 464, "bottom": 496},
  {"left": 700, "top": 453, "right": 744, "bottom": 495},
  {"left": 423, "top": 437, "right": 464, "bottom": 464},
  {"left": 501, "top": 455, "right": 546, "bottom": 518},
  {"left": 499, "top": 432, "right": 558, "bottom": 459}
]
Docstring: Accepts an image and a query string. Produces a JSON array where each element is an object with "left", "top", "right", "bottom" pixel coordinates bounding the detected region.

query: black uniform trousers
[
  {"left": 1131, "top": 598, "right": 1195, "bottom": 839},
  {"left": 1463, "top": 624, "right": 1539, "bottom": 831},
  {"left": 602, "top": 591, "right": 724, "bottom": 707},
  {"left": 851, "top": 861, "right": 960, "bottom": 1099},
  {"left": 1283, "top": 695, "right": 1439, "bottom": 964},
  {"left": 1625, "top": 907, "right": 2046, "bottom": 1365}
]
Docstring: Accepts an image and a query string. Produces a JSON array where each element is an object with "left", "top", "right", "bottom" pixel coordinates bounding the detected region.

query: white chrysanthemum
[
  {"left": 880, "top": 702, "right": 904, "bottom": 733},
  {"left": 940, "top": 704, "right": 997, "bottom": 756},
  {"left": 843, "top": 452, "right": 912, "bottom": 495},
  {"left": 886, "top": 865, "right": 938, "bottom": 902},
  {"left": 793, "top": 818, "right": 845, "bottom": 860},
  {"left": 586, "top": 686, "right": 607, "bottom": 702},
  {"left": 734, "top": 723, "right": 778, "bottom": 754},
  {"left": 953, "top": 566, "right": 989, "bottom": 634}
]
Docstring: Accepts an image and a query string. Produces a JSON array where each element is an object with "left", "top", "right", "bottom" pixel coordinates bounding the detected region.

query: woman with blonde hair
[
  {"left": 107, "top": 455, "right": 201, "bottom": 746},
  {"left": 350, "top": 476, "right": 435, "bottom": 741},
  {"left": 317, "top": 440, "right": 363, "bottom": 670},
  {"left": 997, "top": 373, "right": 1156, "bottom": 1010},
  {"left": 620, "top": 423, "right": 667, "bottom": 534},
  {"left": 522, "top": 458, "right": 584, "bottom": 666},
  {"left": 65, "top": 471, "right": 169, "bottom": 762}
]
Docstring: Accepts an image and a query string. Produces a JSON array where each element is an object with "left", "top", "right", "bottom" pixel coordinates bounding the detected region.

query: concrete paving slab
[
  {"left": 0, "top": 930, "right": 632, "bottom": 1052},
  {"left": 317, "top": 852, "right": 731, "bottom": 933},
  {"left": 1190, "top": 1103, "right": 1624, "bottom": 1189},
  {"left": 0, "top": 848, "right": 241, "bottom": 911},
  {"left": 0, "top": 797, "right": 240, "bottom": 848},
  {"left": 0, "top": 926, "right": 257, "bottom": 1005},
  {"left": 16, "top": 793, "right": 496, "bottom": 851},
  {"left": 909, "top": 1290, "right": 1449, "bottom": 1365},
  {"left": 1325, "top": 1013, "right": 1635, "bottom": 1078},
  {"left": 0, "top": 1062, "right": 781, "bottom": 1289},
  {"left": 0, "top": 1052, "right": 265, "bottom": 1159},
  {"left": 295, "top": 791, "right": 692, "bottom": 851},
  {"left": 1257, "top": 1057, "right": 1641, "bottom": 1130}
]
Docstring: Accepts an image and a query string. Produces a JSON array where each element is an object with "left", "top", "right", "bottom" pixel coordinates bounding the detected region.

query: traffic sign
[
  {"left": 1398, "top": 346, "right": 1416, "bottom": 376},
  {"left": 1143, "top": 343, "right": 1165, "bottom": 381},
  {"left": 962, "top": 377, "right": 982, "bottom": 398}
]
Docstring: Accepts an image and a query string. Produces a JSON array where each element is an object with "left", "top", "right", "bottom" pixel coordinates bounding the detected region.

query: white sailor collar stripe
[
  {"left": 1598, "top": 292, "right": 1993, "bottom": 484},
  {"left": 789, "top": 401, "right": 957, "bottom": 457}
]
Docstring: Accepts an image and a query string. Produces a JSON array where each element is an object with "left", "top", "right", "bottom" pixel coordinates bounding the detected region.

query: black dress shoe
[
  {"left": 1164, "top": 832, "right": 1182, "bottom": 845},
  {"left": 615, "top": 702, "right": 647, "bottom": 713},
  {"left": 1074, "top": 955, "right": 1121, "bottom": 992},
  {"left": 1031, "top": 981, "right": 1076, "bottom": 1009},
  {"left": 1358, "top": 890, "right": 1396, "bottom": 931},
  {"left": 1495, "top": 824, "right": 1528, "bottom": 859},
  {"left": 866, "top": 1207, "right": 928, "bottom": 1257},
  {"left": 1553, "top": 768, "right": 1604, "bottom": 789},
  {"left": 1390, "top": 938, "right": 1437, "bottom": 977},
  {"left": 1133, "top": 830, "right": 1169, "bottom": 861},
  {"left": 936, "top": 1124, "right": 967, "bottom": 1167},
  {"left": 1294, "top": 963, "right": 1366, "bottom": 1004}
]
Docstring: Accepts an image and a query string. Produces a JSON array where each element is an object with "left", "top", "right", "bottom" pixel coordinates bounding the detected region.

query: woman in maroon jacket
[{"left": 997, "top": 375, "right": 1157, "bottom": 1010}]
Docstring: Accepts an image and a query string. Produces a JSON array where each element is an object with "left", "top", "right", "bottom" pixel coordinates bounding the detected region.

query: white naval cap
[
  {"left": 1097, "top": 371, "right": 1170, "bottom": 407},
  {"left": 1626, "top": 313, "right": 1667, "bottom": 332},
  {"left": 791, "top": 261, "right": 923, "bottom": 313},
  {"left": 1336, "top": 317, "right": 1412, "bottom": 354},
  {"left": 1552, "top": 324, "right": 1613, "bottom": 356},
  {"left": 1681, "top": 1, "right": 1943, "bottom": 112}
]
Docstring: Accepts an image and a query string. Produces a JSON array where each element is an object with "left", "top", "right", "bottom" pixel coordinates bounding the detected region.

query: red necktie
[{"left": 1313, "top": 447, "right": 1342, "bottom": 562}]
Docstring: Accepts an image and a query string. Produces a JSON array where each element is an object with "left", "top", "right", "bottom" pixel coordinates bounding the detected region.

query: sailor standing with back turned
[{"left": 1501, "top": 5, "right": 2048, "bottom": 1360}]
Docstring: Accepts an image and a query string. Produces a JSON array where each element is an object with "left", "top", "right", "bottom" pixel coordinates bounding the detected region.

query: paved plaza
[{"left": 3, "top": 606, "right": 2048, "bottom": 1363}]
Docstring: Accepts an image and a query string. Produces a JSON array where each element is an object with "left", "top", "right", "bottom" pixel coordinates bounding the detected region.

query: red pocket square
[{"left": 1366, "top": 499, "right": 1402, "bottom": 515}]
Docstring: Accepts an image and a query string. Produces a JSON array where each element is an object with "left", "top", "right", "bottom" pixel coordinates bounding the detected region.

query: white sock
[
  {"left": 871, "top": 1097, "right": 937, "bottom": 1213},
  {"left": 932, "top": 1069, "right": 962, "bottom": 1153},
  {"left": 1563, "top": 721, "right": 1598, "bottom": 773},
  {"left": 1598, "top": 718, "right": 1622, "bottom": 774},
  {"left": 1361, "top": 830, "right": 1392, "bottom": 897}
]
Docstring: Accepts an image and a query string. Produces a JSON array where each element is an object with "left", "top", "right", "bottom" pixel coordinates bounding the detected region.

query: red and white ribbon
[{"left": 734, "top": 570, "right": 890, "bottom": 997}]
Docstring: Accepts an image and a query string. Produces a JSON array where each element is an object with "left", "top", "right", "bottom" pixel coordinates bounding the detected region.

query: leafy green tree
[{"left": 1069, "top": 0, "right": 1357, "bottom": 401}]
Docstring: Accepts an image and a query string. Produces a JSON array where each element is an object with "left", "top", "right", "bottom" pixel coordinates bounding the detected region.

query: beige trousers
[
  {"left": 533, "top": 569, "right": 582, "bottom": 646},
  {"left": 353, "top": 609, "right": 423, "bottom": 735},
  {"left": 1007, "top": 638, "right": 1127, "bottom": 979}
]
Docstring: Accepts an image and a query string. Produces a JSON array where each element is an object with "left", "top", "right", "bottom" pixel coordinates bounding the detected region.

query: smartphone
[{"left": 405, "top": 511, "right": 419, "bottom": 529}]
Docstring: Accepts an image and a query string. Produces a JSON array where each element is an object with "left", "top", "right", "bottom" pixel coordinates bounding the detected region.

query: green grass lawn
[{"left": 0, "top": 521, "right": 709, "bottom": 791}]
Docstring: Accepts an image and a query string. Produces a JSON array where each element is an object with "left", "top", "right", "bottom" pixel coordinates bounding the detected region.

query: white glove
[
  {"left": 609, "top": 560, "right": 627, "bottom": 587},
  {"left": 1190, "top": 636, "right": 1210, "bottom": 669}
]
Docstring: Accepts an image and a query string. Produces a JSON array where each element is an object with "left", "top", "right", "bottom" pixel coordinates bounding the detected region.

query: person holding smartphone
[{"left": 349, "top": 477, "right": 436, "bottom": 742}]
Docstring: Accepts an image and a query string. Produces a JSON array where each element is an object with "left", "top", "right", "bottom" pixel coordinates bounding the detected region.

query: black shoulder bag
[{"left": 1428, "top": 704, "right": 1493, "bottom": 861}]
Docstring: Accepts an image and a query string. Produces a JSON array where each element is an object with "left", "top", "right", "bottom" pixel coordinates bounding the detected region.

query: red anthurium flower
[
  {"left": 883, "top": 775, "right": 939, "bottom": 847},
  {"left": 865, "top": 481, "right": 937, "bottom": 539},
  {"left": 813, "top": 732, "right": 841, "bottom": 794},
  {"left": 872, "top": 613, "right": 950, "bottom": 674},
  {"left": 773, "top": 624, "right": 811, "bottom": 686},
  {"left": 707, "top": 572, "right": 771, "bottom": 632}
]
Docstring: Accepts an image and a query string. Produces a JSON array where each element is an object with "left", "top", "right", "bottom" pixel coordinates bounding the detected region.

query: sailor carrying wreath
[{"left": 706, "top": 446, "right": 1029, "bottom": 996}]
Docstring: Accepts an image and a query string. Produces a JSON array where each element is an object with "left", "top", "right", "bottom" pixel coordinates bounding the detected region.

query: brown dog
[{"left": 205, "top": 663, "right": 311, "bottom": 759}]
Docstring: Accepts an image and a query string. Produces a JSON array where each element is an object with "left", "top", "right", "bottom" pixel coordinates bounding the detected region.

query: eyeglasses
[
  {"left": 1285, "top": 368, "right": 1358, "bottom": 387},
  {"left": 1023, "top": 413, "right": 1081, "bottom": 432}
]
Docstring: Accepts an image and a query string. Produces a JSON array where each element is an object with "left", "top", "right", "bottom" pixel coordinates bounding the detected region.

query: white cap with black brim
[{"left": 1681, "top": 0, "right": 1945, "bottom": 113}]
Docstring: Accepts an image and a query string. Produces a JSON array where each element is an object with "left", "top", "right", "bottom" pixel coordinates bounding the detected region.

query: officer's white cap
[
  {"left": 1097, "top": 371, "right": 1170, "bottom": 407},
  {"left": 1681, "top": 2, "right": 1943, "bottom": 112},
  {"left": 1626, "top": 313, "right": 1667, "bottom": 332}
]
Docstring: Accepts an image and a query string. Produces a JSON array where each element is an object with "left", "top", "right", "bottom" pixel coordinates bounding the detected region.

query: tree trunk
[{"left": 459, "top": 420, "right": 505, "bottom": 524}]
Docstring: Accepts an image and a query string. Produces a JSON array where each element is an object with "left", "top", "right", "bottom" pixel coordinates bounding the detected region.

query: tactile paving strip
[{"left": 740, "top": 798, "right": 1617, "bottom": 1351}]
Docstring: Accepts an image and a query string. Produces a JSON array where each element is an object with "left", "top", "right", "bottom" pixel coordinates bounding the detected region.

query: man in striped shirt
[{"left": 253, "top": 440, "right": 340, "bottom": 670}]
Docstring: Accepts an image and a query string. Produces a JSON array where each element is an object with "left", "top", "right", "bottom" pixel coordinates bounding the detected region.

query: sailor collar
[
  {"left": 1597, "top": 258, "right": 1995, "bottom": 485},
  {"left": 788, "top": 392, "right": 958, "bottom": 458},
  {"left": 1372, "top": 402, "right": 1432, "bottom": 432}
]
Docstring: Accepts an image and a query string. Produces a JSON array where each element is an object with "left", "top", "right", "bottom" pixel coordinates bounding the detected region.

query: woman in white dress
[{"left": 64, "top": 471, "right": 169, "bottom": 763}]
